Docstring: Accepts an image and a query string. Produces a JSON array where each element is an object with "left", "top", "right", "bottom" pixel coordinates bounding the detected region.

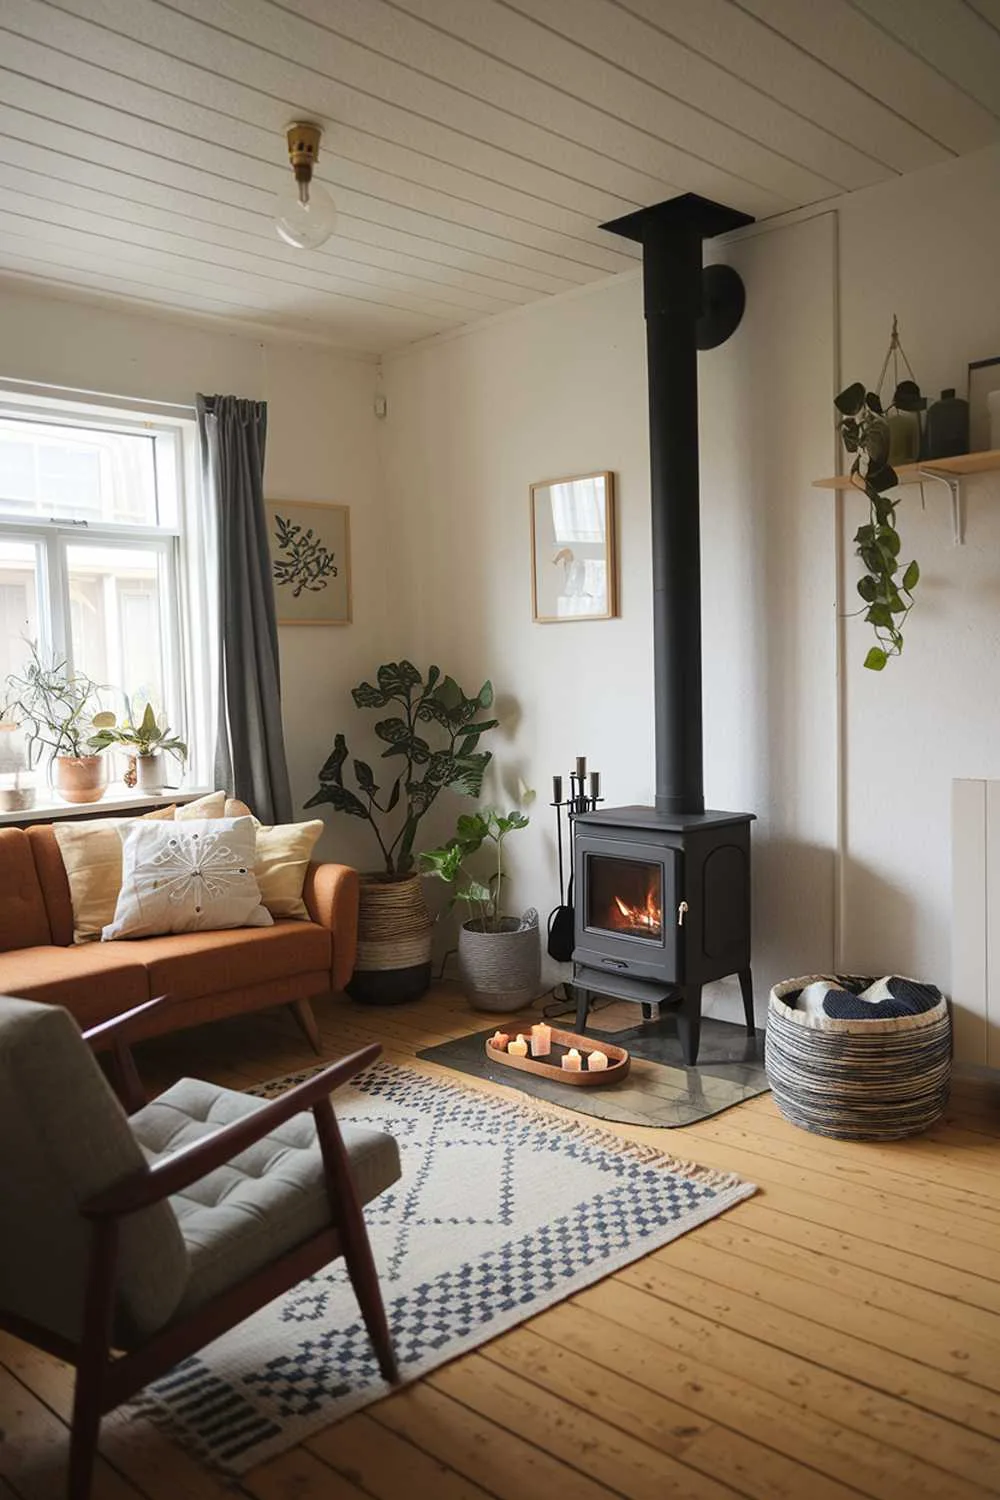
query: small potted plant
[
  {"left": 307, "top": 662, "right": 499, "bottom": 1004},
  {"left": 421, "top": 808, "right": 541, "bottom": 1012},
  {"left": 4, "top": 645, "right": 111, "bottom": 804},
  {"left": 87, "top": 700, "right": 188, "bottom": 792}
]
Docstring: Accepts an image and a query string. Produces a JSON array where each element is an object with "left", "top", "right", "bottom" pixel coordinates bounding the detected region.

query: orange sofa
[{"left": 0, "top": 825, "right": 359, "bottom": 1048}]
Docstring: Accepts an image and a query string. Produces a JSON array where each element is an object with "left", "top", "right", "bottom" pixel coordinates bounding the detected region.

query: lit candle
[
  {"left": 507, "top": 1034, "right": 529, "bottom": 1057},
  {"left": 489, "top": 1030, "right": 509, "bottom": 1051},
  {"left": 562, "top": 1047, "right": 582, "bottom": 1071},
  {"left": 576, "top": 756, "right": 587, "bottom": 781},
  {"left": 552, "top": 774, "right": 563, "bottom": 804},
  {"left": 530, "top": 1023, "right": 552, "bottom": 1057},
  {"left": 589, "top": 770, "right": 601, "bottom": 801},
  {"left": 587, "top": 1049, "right": 609, "bottom": 1072}
]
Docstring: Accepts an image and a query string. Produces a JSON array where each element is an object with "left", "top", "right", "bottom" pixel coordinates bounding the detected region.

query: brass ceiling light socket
[
  {"left": 286, "top": 121, "right": 323, "bottom": 185},
  {"left": 274, "top": 120, "right": 337, "bottom": 249}
]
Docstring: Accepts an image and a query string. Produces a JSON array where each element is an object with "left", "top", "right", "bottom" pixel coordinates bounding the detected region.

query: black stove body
[{"left": 572, "top": 194, "right": 756, "bottom": 1066}]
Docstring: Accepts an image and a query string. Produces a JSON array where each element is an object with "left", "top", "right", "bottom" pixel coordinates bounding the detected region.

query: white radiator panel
[{"left": 951, "top": 779, "right": 1000, "bottom": 1066}]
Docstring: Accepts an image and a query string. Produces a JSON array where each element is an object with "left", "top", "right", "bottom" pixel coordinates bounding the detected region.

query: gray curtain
[{"left": 197, "top": 394, "right": 293, "bottom": 825}]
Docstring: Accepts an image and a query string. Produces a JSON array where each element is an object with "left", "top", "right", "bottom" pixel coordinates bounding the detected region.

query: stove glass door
[{"left": 586, "top": 855, "right": 664, "bottom": 942}]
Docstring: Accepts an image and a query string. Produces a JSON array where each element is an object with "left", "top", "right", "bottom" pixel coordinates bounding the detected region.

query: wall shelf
[{"left": 813, "top": 449, "right": 1000, "bottom": 545}]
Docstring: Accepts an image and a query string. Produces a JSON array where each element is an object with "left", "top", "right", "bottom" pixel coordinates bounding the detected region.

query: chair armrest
[
  {"left": 83, "top": 997, "right": 177, "bottom": 1115},
  {"left": 81, "top": 996, "right": 174, "bottom": 1049},
  {"left": 304, "top": 861, "right": 359, "bottom": 990},
  {"left": 81, "top": 1043, "right": 381, "bottom": 1219}
]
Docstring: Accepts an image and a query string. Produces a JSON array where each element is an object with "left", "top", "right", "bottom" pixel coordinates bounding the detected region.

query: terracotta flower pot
[
  {"left": 346, "top": 872, "right": 433, "bottom": 1005},
  {"left": 54, "top": 755, "right": 107, "bottom": 805}
]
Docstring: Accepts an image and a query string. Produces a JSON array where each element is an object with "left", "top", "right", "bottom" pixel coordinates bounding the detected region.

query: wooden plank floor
[{"left": 2, "top": 985, "right": 999, "bottom": 1500}]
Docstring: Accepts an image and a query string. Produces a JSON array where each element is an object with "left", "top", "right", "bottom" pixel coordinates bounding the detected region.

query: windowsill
[{"left": 0, "top": 787, "right": 213, "bottom": 828}]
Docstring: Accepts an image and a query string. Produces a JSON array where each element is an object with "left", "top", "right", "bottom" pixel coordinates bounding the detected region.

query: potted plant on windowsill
[
  {"left": 4, "top": 645, "right": 110, "bottom": 805},
  {"left": 0, "top": 698, "right": 34, "bottom": 814},
  {"left": 421, "top": 808, "right": 540, "bottom": 1012},
  {"left": 307, "top": 661, "right": 498, "bottom": 1004},
  {"left": 87, "top": 700, "right": 188, "bottom": 792}
]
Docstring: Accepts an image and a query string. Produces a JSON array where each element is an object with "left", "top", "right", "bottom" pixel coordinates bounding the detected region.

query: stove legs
[
  {"left": 675, "top": 985, "right": 702, "bottom": 1067},
  {"left": 574, "top": 985, "right": 591, "bottom": 1034},
  {"left": 739, "top": 967, "right": 756, "bottom": 1036}
]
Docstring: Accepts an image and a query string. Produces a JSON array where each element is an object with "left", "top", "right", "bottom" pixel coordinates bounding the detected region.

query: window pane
[
  {"left": 0, "top": 419, "right": 158, "bottom": 526},
  {"left": 0, "top": 540, "right": 41, "bottom": 690},
  {"left": 66, "top": 544, "right": 167, "bottom": 718}
]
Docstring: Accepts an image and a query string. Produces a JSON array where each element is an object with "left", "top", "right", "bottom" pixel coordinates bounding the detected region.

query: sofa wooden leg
[{"left": 290, "top": 998, "right": 321, "bottom": 1054}]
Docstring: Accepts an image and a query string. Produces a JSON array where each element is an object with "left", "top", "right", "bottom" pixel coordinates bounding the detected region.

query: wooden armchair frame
[{"left": 0, "top": 997, "right": 398, "bottom": 1500}]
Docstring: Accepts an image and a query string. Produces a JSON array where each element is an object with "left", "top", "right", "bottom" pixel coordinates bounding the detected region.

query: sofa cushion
[
  {"left": 134, "top": 921, "right": 332, "bottom": 1001},
  {"left": 0, "top": 829, "right": 51, "bottom": 952},
  {"left": 26, "top": 826, "right": 75, "bottom": 946},
  {"left": 52, "top": 806, "right": 176, "bottom": 944},
  {"left": 0, "top": 944, "right": 150, "bottom": 1024},
  {"left": 129, "top": 1077, "right": 400, "bottom": 1317}
]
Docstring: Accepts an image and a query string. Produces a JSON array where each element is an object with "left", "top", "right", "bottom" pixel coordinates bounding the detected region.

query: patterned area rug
[{"left": 135, "top": 1060, "right": 754, "bottom": 1473}]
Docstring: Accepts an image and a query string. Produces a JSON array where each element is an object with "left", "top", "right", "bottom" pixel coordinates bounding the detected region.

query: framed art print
[
  {"left": 968, "top": 356, "right": 1000, "bottom": 452},
  {"left": 266, "top": 500, "right": 351, "bottom": 625},
  {"left": 530, "top": 471, "right": 618, "bottom": 622}
]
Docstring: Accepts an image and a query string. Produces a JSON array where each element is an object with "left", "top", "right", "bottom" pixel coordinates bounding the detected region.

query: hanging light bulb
[{"left": 273, "top": 122, "right": 337, "bottom": 250}]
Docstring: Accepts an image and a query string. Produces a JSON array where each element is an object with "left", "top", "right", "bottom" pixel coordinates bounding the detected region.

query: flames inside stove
[{"left": 587, "top": 855, "right": 663, "bottom": 941}]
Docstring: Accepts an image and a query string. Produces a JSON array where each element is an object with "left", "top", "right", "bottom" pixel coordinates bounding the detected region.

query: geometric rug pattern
[{"left": 134, "top": 1060, "right": 755, "bottom": 1473}]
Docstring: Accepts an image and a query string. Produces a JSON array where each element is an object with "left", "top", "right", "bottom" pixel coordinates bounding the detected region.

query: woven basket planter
[
  {"left": 458, "top": 909, "right": 541, "bottom": 1013},
  {"left": 346, "top": 873, "right": 433, "bottom": 1005},
  {"left": 765, "top": 974, "right": 951, "bottom": 1141}
]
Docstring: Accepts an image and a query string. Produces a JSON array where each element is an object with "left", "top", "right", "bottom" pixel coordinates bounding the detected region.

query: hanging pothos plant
[{"left": 835, "top": 382, "right": 920, "bottom": 671}]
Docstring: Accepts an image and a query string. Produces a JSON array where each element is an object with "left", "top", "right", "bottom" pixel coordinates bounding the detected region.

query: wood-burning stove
[
  {"left": 572, "top": 806, "right": 754, "bottom": 1067},
  {"left": 571, "top": 193, "right": 757, "bottom": 1066}
]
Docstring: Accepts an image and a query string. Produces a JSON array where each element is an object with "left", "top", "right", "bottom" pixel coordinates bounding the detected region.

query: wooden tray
[{"left": 485, "top": 1023, "right": 630, "bottom": 1086}]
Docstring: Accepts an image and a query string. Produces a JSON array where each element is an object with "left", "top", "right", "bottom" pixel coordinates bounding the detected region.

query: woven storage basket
[
  {"left": 458, "top": 909, "right": 541, "bottom": 1013},
  {"left": 765, "top": 975, "right": 951, "bottom": 1141},
  {"left": 347, "top": 873, "right": 433, "bottom": 1004}
]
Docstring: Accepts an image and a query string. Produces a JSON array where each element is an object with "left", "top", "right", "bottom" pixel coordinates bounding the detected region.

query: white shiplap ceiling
[{"left": 0, "top": 0, "right": 999, "bottom": 355}]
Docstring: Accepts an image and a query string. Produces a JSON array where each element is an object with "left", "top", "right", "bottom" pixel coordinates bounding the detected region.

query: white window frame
[{"left": 0, "top": 389, "right": 215, "bottom": 789}]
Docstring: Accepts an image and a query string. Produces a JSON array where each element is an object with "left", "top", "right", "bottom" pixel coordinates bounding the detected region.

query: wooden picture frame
[
  {"left": 265, "top": 499, "right": 352, "bottom": 626},
  {"left": 968, "top": 357, "right": 1000, "bottom": 453},
  {"left": 529, "top": 471, "right": 618, "bottom": 623}
]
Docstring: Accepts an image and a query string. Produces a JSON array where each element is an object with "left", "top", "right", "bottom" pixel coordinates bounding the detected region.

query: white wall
[
  {"left": 381, "top": 214, "right": 837, "bottom": 1018},
  {"left": 382, "top": 141, "right": 1000, "bottom": 1050},
  {"left": 0, "top": 285, "right": 386, "bottom": 866},
  {"left": 836, "top": 147, "right": 1000, "bottom": 1033}
]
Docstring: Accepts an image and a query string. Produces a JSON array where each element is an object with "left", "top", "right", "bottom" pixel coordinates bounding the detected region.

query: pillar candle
[
  {"left": 530, "top": 1023, "right": 552, "bottom": 1057},
  {"left": 507, "top": 1034, "right": 529, "bottom": 1057},
  {"left": 587, "top": 1050, "right": 609, "bottom": 1072},
  {"left": 576, "top": 755, "right": 587, "bottom": 780},
  {"left": 561, "top": 1047, "right": 582, "bottom": 1071},
  {"left": 489, "top": 1031, "right": 509, "bottom": 1051},
  {"left": 552, "top": 774, "right": 563, "bottom": 803}
]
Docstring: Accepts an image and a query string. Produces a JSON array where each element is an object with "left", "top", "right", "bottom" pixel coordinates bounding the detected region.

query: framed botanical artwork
[
  {"left": 530, "top": 471, "right": 618, "bottom": 623},
  {"left": 265, "top": 499, "right": 351, "bottom": 626}
]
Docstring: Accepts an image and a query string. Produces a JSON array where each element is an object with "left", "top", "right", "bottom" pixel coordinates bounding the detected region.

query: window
[{"left": 0, "top": 398, "right": 211, "bottom": 788}]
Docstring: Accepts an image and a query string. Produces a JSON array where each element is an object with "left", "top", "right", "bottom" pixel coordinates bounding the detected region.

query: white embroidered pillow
[{"left": 103, "top": 817, "right": 273, "bottom": 940}]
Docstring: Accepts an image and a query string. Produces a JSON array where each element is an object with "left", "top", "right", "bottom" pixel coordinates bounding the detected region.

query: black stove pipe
[{"left": 602, "top": 195, "right": 753, "bottom": 817}]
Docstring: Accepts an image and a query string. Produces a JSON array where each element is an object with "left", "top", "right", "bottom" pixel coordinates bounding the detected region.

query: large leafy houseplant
[
  {"left": 835, "top": 382, "right": 920, "bottom": 671},
  {"left": 421, "top": 808, "right": 530, "bottom": 933},
  {"left": 307, "top": 661, "right": 498, "bottom": 876}
]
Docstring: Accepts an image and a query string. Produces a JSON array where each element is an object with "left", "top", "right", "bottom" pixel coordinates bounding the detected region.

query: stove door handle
[{"left": 677, "top": 900, "right": 689, "bottom": 927}]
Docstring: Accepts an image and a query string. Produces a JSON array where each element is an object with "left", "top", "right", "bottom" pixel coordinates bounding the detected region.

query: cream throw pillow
[
  {"left": 254, "top": 819, "right": 323, "bottom": 919},
  {"left": 103, "top": 817, "right": 272, "bottom": 940},
  {"left": 177, "top": 790, "right": 227, "bottom": 819},
  {"left": 53, "top": 805, "right": 175, "bottom": 944}
]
